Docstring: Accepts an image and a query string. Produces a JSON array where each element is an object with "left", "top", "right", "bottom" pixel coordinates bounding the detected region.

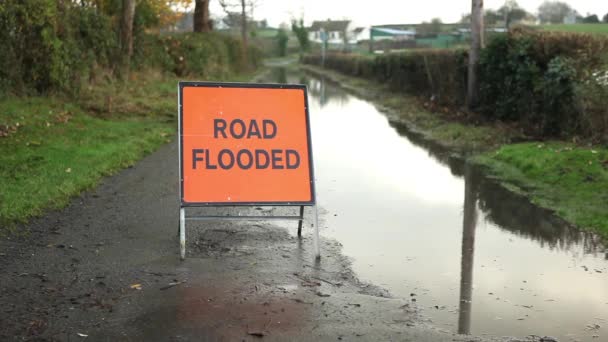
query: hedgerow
[{"left": 302, "top": 29, "right": 608, "bottom": 141}]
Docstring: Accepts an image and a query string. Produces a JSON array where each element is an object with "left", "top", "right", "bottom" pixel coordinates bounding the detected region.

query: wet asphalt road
[{"left": 0, "top": 139, "right": 501, "bottom": 341}]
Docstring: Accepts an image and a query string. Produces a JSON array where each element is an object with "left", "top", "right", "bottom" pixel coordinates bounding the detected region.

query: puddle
[{"left": 260, "top": 67, "right": 608, "bottom": 341}]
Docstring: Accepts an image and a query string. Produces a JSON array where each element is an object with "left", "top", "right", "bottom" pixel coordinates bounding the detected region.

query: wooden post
[{"left": 467, "top": 0, "right": 484, "bottom": 109}]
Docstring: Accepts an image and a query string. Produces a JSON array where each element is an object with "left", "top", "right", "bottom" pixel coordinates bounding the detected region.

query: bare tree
[
  {"left": 219, "top": 0, "right": 258, "bottom": 67},
  {"left": 120, "top": 0, "right": 136, "bottom": 76},
  {"left": 219, "top": 0, "right": 258, "bottom": 52},
  {"left": 467, "top": 0, "right": 484, "bottom": 109},
  {"left": 194, "top": 0, "right": 212, "bottom": 32}
]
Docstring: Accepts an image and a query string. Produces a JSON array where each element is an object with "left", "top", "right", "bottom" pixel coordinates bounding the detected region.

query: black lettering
[
  {"left": 230, "top": 119, "right": 246, "bottom": 139},
  {"left": 237, "top": 149, "right": 253, "bottom": 170},
  {"left": 263, "top": 120, "right": 277, "bottom": 139},
  {"left": 255, "top": 149, "right": 270, "bottom": 169},
  {"left": 271, "top": 149, "right": 284, "bottom": 169},
  {"left": 214, "top": 119, "right": 227, "bottom": 138},
  {"left": 192, "top": 149, "right": 204, "bottom": 169},
  {"left": 205, "top": 148, "right": 217, "bottom": 169},
  {"left": 247, "top": 120, "right": 261, "bottom": 139},
  {"left": 285, "top": 150, "right": 300, "bottom": 169},
  {"left": 218, "top": 149, "right": 235, "bottom": 169}
]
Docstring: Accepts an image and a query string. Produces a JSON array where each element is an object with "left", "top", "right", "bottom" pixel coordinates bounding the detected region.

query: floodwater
[{"left": 262, "top": 68, "right": 608, "bottom": 341}]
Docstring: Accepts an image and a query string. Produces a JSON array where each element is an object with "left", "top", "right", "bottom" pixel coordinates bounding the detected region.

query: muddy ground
[{"left": 1, "top": 140, "right": 539, "bottom": 341}]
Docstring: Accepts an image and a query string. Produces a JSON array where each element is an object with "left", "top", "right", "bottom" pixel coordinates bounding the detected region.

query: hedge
[
  {"left": 0, "top": 1, "right": 261, "bottom": 97},
  {"left": 302, "top": 29, "right": 608, "bottom": 141}
]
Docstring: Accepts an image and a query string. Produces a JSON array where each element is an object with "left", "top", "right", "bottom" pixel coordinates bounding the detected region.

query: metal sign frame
[{"left": 177, "top": 81, "right": 320, "bottom": 260}]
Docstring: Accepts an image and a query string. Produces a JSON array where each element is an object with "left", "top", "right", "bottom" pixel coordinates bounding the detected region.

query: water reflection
[
  {"left": 391, "top": 120, "right": 606, "bottom": 255},
  {"left": 458, "top": 164, "right": 477, "bottom": 335},
  {"left": 261, "top": 67, "right": 608, "bottom": 341}
]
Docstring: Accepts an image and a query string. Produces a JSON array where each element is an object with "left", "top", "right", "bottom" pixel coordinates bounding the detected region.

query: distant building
[
  {"left": 308, "top": 20, "right": 353, "bottom": 46},
  {"left": 351, "top": 27, "right": 370, "bottom": 43},
  {"left": 370, "top": 26, "right": 416, "bottom": 41}
]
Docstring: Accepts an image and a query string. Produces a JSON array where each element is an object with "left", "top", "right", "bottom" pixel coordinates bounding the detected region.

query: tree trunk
[
  {"left": 467, "top": 0, "right": 484, "bottom": 109},
  {"left": 194, "top": 0, "right": 212, "bottom": 32},
  {"left": 240, "top": 0, "right": 248, "bottom": 67},
  {"left": 120, "top": 0, "right": 136, "bottom": 77}
]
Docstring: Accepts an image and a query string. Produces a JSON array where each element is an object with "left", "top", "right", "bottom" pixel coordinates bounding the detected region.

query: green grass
[
  {"left": 0, "top": 68, "right": 261, "bottom": 233},
  {"left": 0, "top": 78, "right": 175, "bottom": 231},
  {"left": 474, "top": 142, "right": 608, "bottom": 237},
  {"left": 540, "top": 24, "right": 608, "bottom": 35}
]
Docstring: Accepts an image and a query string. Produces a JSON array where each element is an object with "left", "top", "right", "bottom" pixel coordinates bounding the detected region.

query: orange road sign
[{"left": 179, "top": 82, "right": 315, "bottom": 205}]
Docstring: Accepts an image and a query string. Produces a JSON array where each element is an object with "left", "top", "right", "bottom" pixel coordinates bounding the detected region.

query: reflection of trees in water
[
  {"left": 304, "top": 77, "right": 349, "bottom": 108},
  {"left": 389, "top": 116, "right": 605, "bottom": 255},
  {"left": 269, "top": 67, "right": 287, "bottom": 84},
  {"left": 473, "top": 171, "right": 605, "bottom": 255},
  {"left": 267, "top": 68, "right": 349, "bottom": 108}
]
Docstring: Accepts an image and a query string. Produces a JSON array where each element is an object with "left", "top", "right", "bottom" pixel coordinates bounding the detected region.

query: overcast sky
[{"left": 207, "top": 0, "right": 606, "bottom": 27}]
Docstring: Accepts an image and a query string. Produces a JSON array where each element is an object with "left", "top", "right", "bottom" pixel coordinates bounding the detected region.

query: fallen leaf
[
  {"left": 130, "top": 283, "right": 142, "bottom": 290},
  {"left": 65, "top": 168, "right": 72, "bottom": 173},
  {"left": 77, "top": 333, "right": 88, "bottom": 337}
]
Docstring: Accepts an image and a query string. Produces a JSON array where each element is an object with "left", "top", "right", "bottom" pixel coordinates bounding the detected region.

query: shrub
[
  {"left": 135, "top": 32, "right": 261, "bottom": 78},
  {"left": 479, "top": 28, "right": 608, "bottom": 137},
  {"left": 0, "top": 1, "right": 118, "bottom": 96},
  {"left": 303, "top": 28, "right": 608, "bottom": 141},
  {"left": 302, "top": 49, "right": 468, "bottom": 108}
]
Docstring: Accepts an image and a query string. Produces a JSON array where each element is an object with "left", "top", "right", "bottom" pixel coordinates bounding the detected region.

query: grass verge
[
  {"left": 473, "top": 142, "right": 608, "bottom": 237},
  {"left": 0, "top": 68, "right": 263, "bottom": 234}
]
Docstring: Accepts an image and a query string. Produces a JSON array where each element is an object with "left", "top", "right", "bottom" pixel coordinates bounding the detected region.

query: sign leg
[
  {"left": 313, "top": 205, "right": 321, "bottom": 260},
  {"left": 179, "top": 207, "right": 186, "bottom": 260},
  {"left": 297, "top": 205, "right": 305, "bottom": 237}
]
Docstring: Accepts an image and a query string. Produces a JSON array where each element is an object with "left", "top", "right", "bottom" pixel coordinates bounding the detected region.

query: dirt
[{"left": 1, "top": 137, "right": 542, "bottom": 341}]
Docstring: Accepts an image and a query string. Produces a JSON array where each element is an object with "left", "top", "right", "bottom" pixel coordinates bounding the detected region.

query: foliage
[
  {"left": 302, "top": 49, "right": 468, "bottom": 108},
  {"left": 418, "top": 18, "right": 443, "bottom": 35},
  {"left": 0, "top": 0, "right": 260, "bottom": 96},
  {"left": 135, "top": 32, "right": 261, "bottom": 77},
  {"left": 582, "top": 14, "right": 600, "bottom": 24},
  {"left": 478, "top": 28, "right": 608, "bottom": 137},
  {"left": 303, "top": 29, "right": 608, "bottom": 141},
  {"left": 604, "top": 13, "right": 608, "bottom": 23},
  {"left": 540, "top": 24, "right": 608, "bottom": 35},
  {"left": 292, "top": 19, "right": 310, "bottom": 53},
  {"left": 537, "top": 1, "right": 576, "bottom": 24},
  {"left": 276, "top": 29, "right": 289, "bottom": 57},
  {"left": 499, "top": 0, "right": 534, "bottom": 26},
  {"left": 0, "top": 0, "right": 118, "bottom": 96}
]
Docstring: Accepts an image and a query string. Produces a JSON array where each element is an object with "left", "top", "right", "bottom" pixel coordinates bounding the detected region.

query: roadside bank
[
  {"left": 300, "top": 63, "right": 608, "bottom": 239},
  {"left": 0, "top": 66, "right": 263, "bottom": 233}
]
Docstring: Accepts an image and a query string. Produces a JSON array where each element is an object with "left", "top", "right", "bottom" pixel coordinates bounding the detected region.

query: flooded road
[{"left": 263, "top": 68, "right": 608, "bottom": 341}]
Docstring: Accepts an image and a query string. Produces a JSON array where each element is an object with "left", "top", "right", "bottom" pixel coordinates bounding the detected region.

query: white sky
[{"left": 206, "top": 0, "right": 606, "bottom": 27}]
